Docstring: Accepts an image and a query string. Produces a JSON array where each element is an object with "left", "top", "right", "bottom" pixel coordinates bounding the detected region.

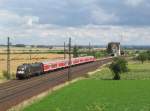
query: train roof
[{"left": 42, "top": 56, "right": 94, "bottom": 64}]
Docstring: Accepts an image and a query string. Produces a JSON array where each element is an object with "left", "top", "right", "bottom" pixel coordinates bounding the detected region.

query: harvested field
[
  {"left": 0, "top": 46, "right": 65, "bottom": 78},
  {"left": 0, "top": 53, "right": 64, "bottom": 78}
]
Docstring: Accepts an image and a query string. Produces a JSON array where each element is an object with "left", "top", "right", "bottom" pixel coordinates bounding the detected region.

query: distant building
[{"left": 107, "top": 42, "right": 121, "bottom": 56}]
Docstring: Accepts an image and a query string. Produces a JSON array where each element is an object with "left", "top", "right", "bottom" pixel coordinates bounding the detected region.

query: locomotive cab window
[{"left": 17, "top": 66, "right": 26, "bottom": 74}]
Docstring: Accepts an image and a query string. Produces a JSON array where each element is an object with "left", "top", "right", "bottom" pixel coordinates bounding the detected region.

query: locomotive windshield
[{"left": 17, "top": 66, "right": 26, "bottom": 71}]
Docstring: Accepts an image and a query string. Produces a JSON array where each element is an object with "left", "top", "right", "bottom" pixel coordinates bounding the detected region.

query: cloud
[
  {"left": 0, "top": 0, "right": 150, "bottom": 45},
  {"left": 0, "top": 21, "right": 150, "bottom": 45},
  {"left": 0, "top": 0, "right": 150, "bottom": 26},
  {"left": 0, "top": 10, "right": 39, "bottom": 27},
  {"left": 90, "top": 6, "right": 119, "bottom": 24},
  {"left": 124, "top": 0, "right": 145, "bottom": 7}
]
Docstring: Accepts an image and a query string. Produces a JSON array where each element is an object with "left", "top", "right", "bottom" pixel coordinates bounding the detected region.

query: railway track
[{"left": 0, "top": 58, "right": 112, "bottom": 111}]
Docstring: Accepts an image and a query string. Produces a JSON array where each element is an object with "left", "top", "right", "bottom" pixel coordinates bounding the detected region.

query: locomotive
[{"left": 16, "top": 56, "right": 96, "bottom": 79}]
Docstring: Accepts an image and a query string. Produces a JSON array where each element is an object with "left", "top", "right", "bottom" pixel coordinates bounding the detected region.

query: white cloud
[
  {"left": 90, "top": 6, "right": 119, "bottom": 24},
  {"left": 0, "top": 7, "right": 149, "bottom": 45},
  {"left": 0, "top": 10, "right": 39, "bottom": 27},
  {"left": 23, "top": 16, "right": 39, "bottom": 27},
  {"left": 124, "top": 0, "right": 145, "bottom": 7},
  {"left": 1, "top": 22, "right": 150, "bottom": 45}
]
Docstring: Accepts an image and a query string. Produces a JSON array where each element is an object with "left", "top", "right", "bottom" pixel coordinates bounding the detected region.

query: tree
[
  {"left": 109, "top": 57, "right": 128, "bottom": 80},
  {"left": 73, "top": 45, "right": 79, "bottom": 58},
  {"left": 146, "top": 51, "right": 150, "bottom": 60},
  {"left": 137, "top": 53, "right": 147, "bottom": 64}
]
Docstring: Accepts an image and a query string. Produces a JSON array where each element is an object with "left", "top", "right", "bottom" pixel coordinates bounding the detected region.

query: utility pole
[
  {"left": 64, "top": 42, "right": 66, "bottom": 59},
  {"left": 89, "top": 42, "right": 91, "bottom": 54},
  {"left": 92, "top": 45, "right": 95, "bottom": 57},
  {"left": 68, "top": 37, "right": 71, "bottom": 81},
  {"left": 7, "top": 37, "right": 10, "bottom": 79},
  {"left": 29, "top": 48, "right": 32, "bottom": 61}
]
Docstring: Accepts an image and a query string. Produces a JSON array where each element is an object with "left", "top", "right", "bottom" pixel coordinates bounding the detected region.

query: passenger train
[{"left": 16, "top": 56, "right": 96, "bottom": 79}]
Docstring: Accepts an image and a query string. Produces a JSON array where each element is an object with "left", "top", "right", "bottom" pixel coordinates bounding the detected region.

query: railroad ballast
[{"left": 16, "top": 56, "right": 96, "bottom": 79}]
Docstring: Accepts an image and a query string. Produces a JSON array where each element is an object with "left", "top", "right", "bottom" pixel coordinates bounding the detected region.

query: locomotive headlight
[{"left": 18, "top": 71, "right": 24, "bottom": 74}]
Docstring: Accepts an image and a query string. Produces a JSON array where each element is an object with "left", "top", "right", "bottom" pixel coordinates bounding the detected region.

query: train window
[
  {"left": 51, "top": 64, "right": 57, "bottom": 68},
  {"left": 17, "top": 67, "right": 25, "bottom": 71}
]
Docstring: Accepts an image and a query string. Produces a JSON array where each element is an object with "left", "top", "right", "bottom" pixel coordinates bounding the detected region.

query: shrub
[
  {"left": 109, "top": 57, "right": 128, "bottom": 80},
  {"left": 2, "top": 70, "right": 11, "bottom": 79},
  {"left": 73, "top": 45, "right": 79, "bottom": 58},
  {"left": 137, "top": 53, "right": 148, "bottom": 64},
  {"left": 11, "top": 72, "right": 16, "bottom": 79}
]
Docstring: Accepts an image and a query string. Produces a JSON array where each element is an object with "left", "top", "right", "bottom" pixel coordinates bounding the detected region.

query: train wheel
[{"left": 26, "top": 74, "right": 30, "bottom": 79}]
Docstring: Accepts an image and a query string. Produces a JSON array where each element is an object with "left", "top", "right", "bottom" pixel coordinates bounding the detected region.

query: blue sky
[{"left": 0, "top": 0, "right": 150, "bottom": 45}]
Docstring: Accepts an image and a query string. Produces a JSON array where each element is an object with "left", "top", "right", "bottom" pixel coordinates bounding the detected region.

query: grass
[
  {"left": 23, "top": 80, "right": 150, "bottom": 111},
  {"left": 22, "top": 62, "right": 150, "bottom": 111},
  {"left": 91, "top": 61, "right": 150, "bottom": 80},
  {"left": 122, "top": 62, "right": 150, "bottom": 80}
]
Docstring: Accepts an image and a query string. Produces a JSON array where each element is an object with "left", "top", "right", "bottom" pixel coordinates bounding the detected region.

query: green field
[
  {"left": 91, "top": 62, "right": 150, "bottom": 80},
  {"left": 23, "top": 62, "right": 150, "bottom": 111}
]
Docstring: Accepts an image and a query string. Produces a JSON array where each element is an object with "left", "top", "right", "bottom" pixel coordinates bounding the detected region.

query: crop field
[
  {"left": 0, "top": 47, "right": 51, "bottom": 53},
  {"left": 23, "top": 62, "right": 150, "bottom": 111},
  {"left": 0, "top": 47, "right": 64, "bottom": 78}
]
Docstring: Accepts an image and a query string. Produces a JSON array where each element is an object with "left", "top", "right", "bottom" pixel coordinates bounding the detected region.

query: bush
[
  {"left": 147, "top": 51, "right": 150, "bottom": 60},
  {"left": 113, "top": 57, "right": 128, "bottom": 72},
  {"left": 11, "top": 72, "right": 16, "bottom": 79},
  {"left": 137, "top": 53, "right": 148, "bottom": 64},
  {"left": 92, "top": 51, "right": 108, "bottom": 59},
  {"left": 73, "top": 45, "right": 79, "bottom": 58},
  {"left": 109, "top": 57, "right": 128, "bottom": 80},
  {"left": 2, "top": 70, "right": 11, "bottom": 79}
]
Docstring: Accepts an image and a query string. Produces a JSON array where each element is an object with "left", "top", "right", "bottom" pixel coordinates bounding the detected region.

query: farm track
[{"left": 0, "top": 58, "right": 112, "bottom": 111}]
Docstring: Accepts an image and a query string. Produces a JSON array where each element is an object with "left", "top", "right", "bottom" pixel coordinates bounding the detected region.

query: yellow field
[
  {"left": 0, "top": 53, "right": 64, "bottom": 78},
  {"left": 0, "top": 46, "right": 51, "bottom": 53},
  {"left": 0, "top": 46, "right": 65, "bottom": 79}
]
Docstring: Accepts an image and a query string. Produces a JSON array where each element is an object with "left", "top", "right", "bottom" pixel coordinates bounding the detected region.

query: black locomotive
[{"left": 16, "top": 63, "right": 44, "bottom": 79}]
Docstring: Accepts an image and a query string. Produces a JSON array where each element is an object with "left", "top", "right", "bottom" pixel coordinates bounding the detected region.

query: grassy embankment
[{"left": 23, "top": 62, "right": 150, "bottom": 111}]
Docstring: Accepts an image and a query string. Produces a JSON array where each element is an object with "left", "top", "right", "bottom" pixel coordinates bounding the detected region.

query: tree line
[
  {"left": 72, "top": 45, "right": 108, "bottom": 58},
  {"left": 136, "top": 51, "right": 150, "bottom": 64}
]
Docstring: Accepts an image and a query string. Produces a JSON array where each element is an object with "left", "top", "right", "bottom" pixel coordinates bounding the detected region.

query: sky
[{"left": 0, "top": 0, "right": 150, "bottom": 45}]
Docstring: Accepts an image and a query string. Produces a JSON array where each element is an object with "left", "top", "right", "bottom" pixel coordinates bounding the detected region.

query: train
[{"left": 16, "top": 56, "right": 96, "bottom": 79}]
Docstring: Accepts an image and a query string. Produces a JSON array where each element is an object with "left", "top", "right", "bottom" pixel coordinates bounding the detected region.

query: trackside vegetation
[
  {"left": 23, "top": 62, "right": 150, "bottom": 111},
  {"left": 109, "top": 57, "right": 128, "bottom": 80}
]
